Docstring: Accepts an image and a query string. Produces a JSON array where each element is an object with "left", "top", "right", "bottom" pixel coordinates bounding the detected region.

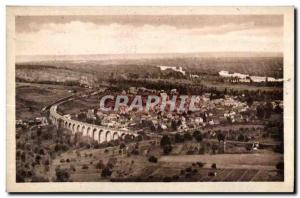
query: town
[{"left": 15, "top": 59, "right": 284, "bottom": 182}]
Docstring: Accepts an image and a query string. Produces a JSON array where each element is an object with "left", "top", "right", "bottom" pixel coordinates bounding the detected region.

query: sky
[{"left": 15, "top": 15, "right": 283, "bottom": 56}]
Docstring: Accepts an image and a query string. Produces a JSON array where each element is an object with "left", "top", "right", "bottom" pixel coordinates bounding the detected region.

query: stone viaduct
[{"left": 49, "top": 104, "right": 137, "bottom": 143}]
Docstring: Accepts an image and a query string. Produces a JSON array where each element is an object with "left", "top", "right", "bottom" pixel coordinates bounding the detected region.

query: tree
[
  {"left": 238, "top": 134, "right": 245, "bottom": 142},
  {"left": 197, "top": 161, "right": 205, "bottom": 168},
  {"left": 193, "top": 131, "right": 203, "bottom": 142},
  {"left": 77, "top": 113, "right": 87, "bottom": 121},
  {"left": 36, "top": 127, "right": 42, "bottom": 140},
  {"left": 274, "top": 104, "right": 283, "bottom": 113},
  {"left": 217, "top": 133, "right": 225, "bottom": 142},
  {"left": 95, "top": 161, "right": 105, "bottom": 170},
  {"left": 256, "top": 105, "right": 265, "bottom": 119},
  {"left": 245, "top": 144, "right": 253, "bottom": 151},
  {"left": 211, "top": 163, "right": 217, "bottom": 169},
  {"left": 160, "top": 135, "right": 171, "bottom": 148},
  {"left": 171, "top": 119, "right": 178, "bottom": 130},
  {"left": 193, "top": 130, "right": 200, "bottom": 138},
  {"left": 174, "top": 133, "right": 184, "bottom": 143},
  {"left": 136, "top": 135, "right": 143, "bottom": 142},
  {"left": 163, "top": 144, "right": 173, "bottom": 155},
  {"left": 246, "top": 96, "right": 254, "bottom": 106},
  {"left": 183, "top": 133, "right": 193, "bottom": 141},
  {"left": 160, "top": 135, "right": 173, "bottom": 155},
  {"left": 101, "top": 167, "right": 112, "bottom": 177},
  {"left": 195, "top": 134, "right": 203, "bottom": 142},
  {"left": 211, "top": 144, "right": 218, "bottom": 154},
  {"left": 119, "top": 143, "right": 126, "bottom": 149},
  {"left": 148, "top": 156, "right": 158, "bottom": 163},
  {"left": 55, "top": 169, "right": 70, "bottom": 182},
  {"left": 264, "top": 102, "right": 273, "bottom": 119}
]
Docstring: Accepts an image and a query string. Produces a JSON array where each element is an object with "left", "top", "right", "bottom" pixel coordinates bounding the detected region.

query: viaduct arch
[{"left": 49, "top": 105, "right": 137, "bottom": 143}]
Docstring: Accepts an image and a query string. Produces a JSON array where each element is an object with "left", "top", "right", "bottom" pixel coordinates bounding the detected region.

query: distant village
[{"left": 219, "top": 70, "right": 283, "bottom": 83}]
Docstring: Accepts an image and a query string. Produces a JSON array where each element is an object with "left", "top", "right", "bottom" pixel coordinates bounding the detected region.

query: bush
[
  {"left": 197, "top": 161, "right": 205, "bottom": 168},
  {"left": 119, "top": 143, "right": 126, "bottom": 149},
  {"left": 245, "top": 144, "right": 253, "bottom": 151},
  {"left": 148, "top": 156, "right": 158, "bottom": 163},
  {"left": 101, "top": 167, "right": 112, "bottom": 177}
]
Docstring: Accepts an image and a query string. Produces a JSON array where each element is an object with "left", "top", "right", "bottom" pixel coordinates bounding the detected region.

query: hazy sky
[{"left": 16, "top": 15, "right": 283, "bottom": 56}]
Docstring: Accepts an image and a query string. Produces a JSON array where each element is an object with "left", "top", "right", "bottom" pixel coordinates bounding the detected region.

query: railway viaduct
[{"left": 49, "top": 105, "right": 137, "bottom": 143}]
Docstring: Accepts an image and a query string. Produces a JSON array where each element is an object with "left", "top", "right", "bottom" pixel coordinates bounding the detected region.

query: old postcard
[{"left": 6, "top": 6, "right": 294, "bottom": 192}]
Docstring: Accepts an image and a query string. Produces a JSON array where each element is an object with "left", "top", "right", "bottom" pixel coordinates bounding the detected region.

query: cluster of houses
[
  {"left": 16, "top": 116, "right": 48, "bottom": 128},
  {"left": 76, "top": 90, "right": 257, "bottom": 133},
  {"left": 65, "top": 86, "right": 283, "bottom": 136},
  {"left": 157, "top": 65, "right": 186, "bottom": 75},
  {"left": 219, "top": 70, "right": 283, "bottom": 83}
]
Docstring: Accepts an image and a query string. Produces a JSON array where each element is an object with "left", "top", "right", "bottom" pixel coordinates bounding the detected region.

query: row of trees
[{"left": 109, "top": 78, "right": 283, "bottom": 101}]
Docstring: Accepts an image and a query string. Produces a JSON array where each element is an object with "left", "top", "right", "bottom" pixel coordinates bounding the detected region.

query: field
[
  {"left": 16, "top": 82, "right": 84, "bottom": 120},
  {"left": 159, "top": 152, "right": 282, "bottom": 170},
  {"left": 48, "top": 139, "right": 283, "bottom": 182}
]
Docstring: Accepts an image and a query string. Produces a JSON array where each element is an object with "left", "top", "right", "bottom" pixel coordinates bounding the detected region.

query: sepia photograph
[{"left": 6, "top": 6, "right": 294, "bottom": 192}]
